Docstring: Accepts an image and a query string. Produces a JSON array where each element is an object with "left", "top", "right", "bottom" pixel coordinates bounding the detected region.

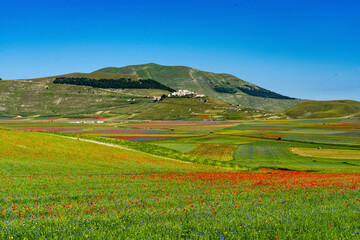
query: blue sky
[{"left": 1, "top": 0, "right": 359, "bottom": 100}]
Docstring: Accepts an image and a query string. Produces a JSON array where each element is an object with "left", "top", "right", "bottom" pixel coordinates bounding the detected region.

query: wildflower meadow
[{"left": 0, "top": 118, "right": 359, "bottom": 239}]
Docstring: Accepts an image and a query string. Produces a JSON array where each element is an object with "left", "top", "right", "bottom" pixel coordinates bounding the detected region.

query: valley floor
[{"left": 0, "top": 118, "right": 359, "bottom": 239}]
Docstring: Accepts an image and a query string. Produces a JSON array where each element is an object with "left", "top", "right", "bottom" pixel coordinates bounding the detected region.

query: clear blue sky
[{"left": 1, "top": 0, "right": 359, "bottom": 100}]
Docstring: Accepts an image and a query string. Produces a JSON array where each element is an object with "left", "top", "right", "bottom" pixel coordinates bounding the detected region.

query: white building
[{"left": 168, "top": 89, "right": 204, "bottom": 97}]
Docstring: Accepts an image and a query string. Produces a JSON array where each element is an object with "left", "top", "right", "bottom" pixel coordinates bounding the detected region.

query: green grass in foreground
[{"left": 1, "top": 130, "right": 360, "bottom": 239}]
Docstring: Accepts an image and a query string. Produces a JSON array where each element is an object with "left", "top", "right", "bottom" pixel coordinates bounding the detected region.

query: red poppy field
[{"left": 0, "top": 129, "right": 359, "bottom": 239}]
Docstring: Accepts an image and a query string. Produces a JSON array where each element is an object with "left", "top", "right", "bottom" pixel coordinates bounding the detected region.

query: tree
[
  {"left": 160, "top": 94, "right": 167, "bottom": 100},
  {"left": 0, "top": 77, "right": 2, "bottom": 80}
]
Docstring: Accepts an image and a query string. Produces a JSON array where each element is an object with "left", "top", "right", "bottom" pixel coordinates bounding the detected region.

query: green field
[
  {"left": 0, "top": 128, "right": 360, "bottom": 239},
  {"left": 190, "top": 144, "right": 237, "bottom": 161},
  {"left": 1, "top": 117, "right": 359, "bottom": 172},
  {"left": 291, "top": 147, "right": 360, "bottom": 160},
  {"left": 235, "top": 145, "right": 295, "bottom": 161},
  {"left": 152, "top": 142, "right": 200, "bottom": 152},
  {"left": 1, "top": 118, "right": 360, "bottom": 239}
]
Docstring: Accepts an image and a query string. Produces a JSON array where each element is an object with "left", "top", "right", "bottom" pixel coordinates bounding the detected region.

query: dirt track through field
[{"left": 56, "top": 135, "right": 193, "bottom": 164}]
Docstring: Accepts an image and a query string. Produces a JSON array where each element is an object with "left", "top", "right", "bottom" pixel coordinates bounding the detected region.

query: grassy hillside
[
  {"left": 285, "top": 100, "right": 360, "bottom": 119},
  {"left": 129, "top": 97, "right": 276, "bottom": 120},
  {"left": 0, "top": 73, "right": 168, "bottom": 118},
  {"left": 0, "top": 73, "right": 277, "bottom": 120},
  {"left": 94, "top": 63, "right": 306, "bottom": 111}
]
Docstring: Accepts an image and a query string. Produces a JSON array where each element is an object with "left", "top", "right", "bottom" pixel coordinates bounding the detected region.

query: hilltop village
[{"left": 153, "top": 89, "right": 205, "bottom": 101}]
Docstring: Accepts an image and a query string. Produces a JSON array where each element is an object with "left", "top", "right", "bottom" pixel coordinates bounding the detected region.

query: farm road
[{"left": 55, "top": 134, "right": 193, "bottom": 164}]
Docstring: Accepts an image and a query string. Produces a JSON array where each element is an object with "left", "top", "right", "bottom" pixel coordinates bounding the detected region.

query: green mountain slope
[
  {"left": 132, "top": 97, "right": 271, "bottom": 120},
  {"left": 0, "top": 73, "right": 166, "bottom": 118},
  {"left": 0, "top": 72, "right": 277, "bottom": 120},
  {"left": 94, "top": 63, "right": 306, "bottom": 111},
  {"left": 285, "top": 100, "right": 360, "bottom": 119}
]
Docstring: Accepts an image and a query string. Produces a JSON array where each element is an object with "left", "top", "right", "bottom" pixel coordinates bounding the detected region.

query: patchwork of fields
[
  {"left": 0, "top": 118, "right": 359, "bottom": 172},
  {"left": 0, "top": 118, "right": 359, "bottom": 238},
  {"left": 5, "top": 120, "right": 237, "bottom": 141}
]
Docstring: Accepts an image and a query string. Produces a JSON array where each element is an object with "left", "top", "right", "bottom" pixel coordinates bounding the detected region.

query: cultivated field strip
[
  {"left": 291, "top": 147, "right": 360, "bottom": 160},
  {"left": 190, "top": 144, "right": 237, "bottom": 161},
  {"left": 234, "top": 145, "right": 295, "bottom": 160}
]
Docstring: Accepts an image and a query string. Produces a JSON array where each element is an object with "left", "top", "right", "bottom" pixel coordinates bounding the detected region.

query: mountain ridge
[
  {"left": 94, "top": 63, "right": 306, "bottom": 111},
  {"left": 1, "top": 66, "right": 358, "bottom": 119}
]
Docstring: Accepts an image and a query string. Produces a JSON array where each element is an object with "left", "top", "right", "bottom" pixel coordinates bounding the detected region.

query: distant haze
[{"left": 1, "top": 0, "right": 359, "bottom": 101}]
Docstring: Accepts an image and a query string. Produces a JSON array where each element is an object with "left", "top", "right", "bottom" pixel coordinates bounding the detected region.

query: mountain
[
  {"left": 0, "top": 72, "right": 278, "bottom": 120},
  {"left": 94, "top": 63, "right": 306, "bottom": 111},
  {"left": 285, "top": 100, "right": 360, "bottom": 119}
]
